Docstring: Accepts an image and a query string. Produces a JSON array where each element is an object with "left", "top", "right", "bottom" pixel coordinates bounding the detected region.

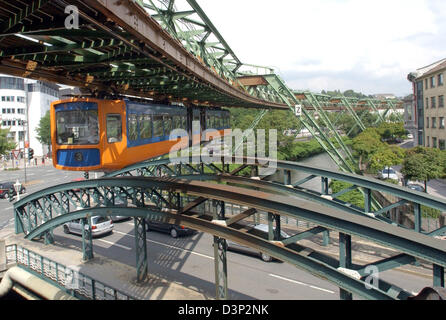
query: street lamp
[{"left": 14, "top": 179, "right": 21, "bottom": 201}]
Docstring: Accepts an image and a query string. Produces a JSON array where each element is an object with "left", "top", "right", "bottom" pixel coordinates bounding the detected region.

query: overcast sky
[{"left": 197, "top": 0, "right": 446, "bottom": 97}]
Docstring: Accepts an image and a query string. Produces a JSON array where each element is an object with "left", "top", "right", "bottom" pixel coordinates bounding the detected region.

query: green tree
[
  {"left": 401, "top": 146, "right": 444, "bottom": 192},
  {"left": 36, "top": 111, "right": 51, "bottom": 155},
  {"left": 0, "top": 128, "right": 17, "bottom": 156},
  {"left": 369, "top": 145, "right": 404, "bottom": 175}
]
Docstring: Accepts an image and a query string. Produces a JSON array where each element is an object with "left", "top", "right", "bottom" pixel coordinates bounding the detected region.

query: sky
[{"left": 196, "top": 0, "right": 446, "bottom": 97}]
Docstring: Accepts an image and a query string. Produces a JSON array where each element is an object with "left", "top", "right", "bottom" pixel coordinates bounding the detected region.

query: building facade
[
  {"left": 0, "top": 74, "right": 60, "bottom": 157},
  {"left": 407, "top": 59, "right": 446, "bottom": 150},
  {"left": 402, "top": 94, "right": 417, "bottom": 138}
]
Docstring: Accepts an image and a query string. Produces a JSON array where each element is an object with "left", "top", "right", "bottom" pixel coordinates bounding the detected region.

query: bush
[{"left": 329, "top": 180, "right": 365, "bottom": 209}]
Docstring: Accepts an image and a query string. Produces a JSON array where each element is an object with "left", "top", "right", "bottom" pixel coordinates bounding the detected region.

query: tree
[
  {"left": 0, "top": 128, "right": 17, "bottom": 156},
  {"left": 401, "top": 146, "right": 444, "bottom": 192},
  {"left": 369, "top": 145, "right": 404, "bottom": 175},
  {"left": 35, "top": 111, "right": 51, "bottom": 155},
  {"left": 351, "top": 128, "right": 383, "bottom": 170}
]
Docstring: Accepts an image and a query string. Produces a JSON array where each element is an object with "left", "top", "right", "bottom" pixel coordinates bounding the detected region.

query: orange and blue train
[{"left": 50, "top": 98, "right": 231, "bottom": 172}]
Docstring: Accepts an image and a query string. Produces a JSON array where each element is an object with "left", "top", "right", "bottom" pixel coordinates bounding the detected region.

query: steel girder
[
  {"left": 13, "top": 176, "right": 446, "bottom": 299},
  {"left": 0, "top": 0, "right": 288, "bottom": 109}
]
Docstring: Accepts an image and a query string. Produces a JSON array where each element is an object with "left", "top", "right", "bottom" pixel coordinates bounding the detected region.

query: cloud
[{"left": 196, "top": 0, "right": 445, "bottom": 96}]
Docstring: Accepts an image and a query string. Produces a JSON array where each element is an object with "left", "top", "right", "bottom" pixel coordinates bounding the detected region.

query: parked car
[
  {"left": 407, "top": 133, "right": 414, "bottom": 139},
  {"left": 146, "top": 219, "right": 196, "bottom": 238},
  {"left": 110, "top": 197, "right": 131, "bottom": 222},
  {"left": 222, "top": 224, "right": 290, "bottom": 262},
  {"left": 63, "top": 216, "right": 114, "bottom": 237},
  {"left": 407, "top": 183, "right": 425, "bottom": 192},
  {"left": 378, "top": 167, "right": 399, "bottom": 181},
  {"left": 0, "top": 181, "right": 26, "bottom": 199}
]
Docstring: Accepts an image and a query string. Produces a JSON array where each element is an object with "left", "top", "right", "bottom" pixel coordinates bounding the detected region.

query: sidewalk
[
  {"left": 0, "top": 227, "right": 210, "bottom": 300},
  {"left": 1, "top": 157, "right": 53, "bottom": 171}
]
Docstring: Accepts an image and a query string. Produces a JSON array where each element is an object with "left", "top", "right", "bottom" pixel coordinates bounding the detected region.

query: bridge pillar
[
  {"left": 134, "top": 217, "right": 148, "bottom": 283},
  {"left": 213, "top": 201, "right": 228, "bottom": 300},
  {"left": 321, "top": 177, "right": 330, "bottom": 246},
  {"left": 339, "top": 233, "right": 353, "bottom": 300},
  {"left": 81, "top": 216, "right": 94, "bottom": 261},
  {"left": 414, "top": 203, "right": 422, "bottom": 233},
  {"left": 433, "top": 264, "right": 445, "bottom": 288}
]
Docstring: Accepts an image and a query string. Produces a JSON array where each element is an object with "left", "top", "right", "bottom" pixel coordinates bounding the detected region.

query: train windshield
[{"left": 56, "top": 108, "right": 99, "bottom": 145}]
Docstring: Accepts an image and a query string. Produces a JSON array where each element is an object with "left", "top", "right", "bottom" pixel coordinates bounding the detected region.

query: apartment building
[
  {"left": 407, "top": 58, "right": 446, "bottom": 150},
  {"left": 0, "top": 74, "right": 60, "bottom": 157}
]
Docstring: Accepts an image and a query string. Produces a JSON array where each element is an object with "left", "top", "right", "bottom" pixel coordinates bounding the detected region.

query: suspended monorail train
[{"left": 50, "top": 98, "right": 231, "bottom": 172}]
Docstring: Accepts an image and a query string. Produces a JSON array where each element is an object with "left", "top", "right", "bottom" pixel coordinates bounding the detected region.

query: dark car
[
  {"left": 407, "top": 183, "right": 425, "bottom": 192},
  {"left": 146, "top": 220, "right": 196, "bottom": 238},
  {"left": 0, "top": 182, "right": 26, "bottom": 199},
  {"left": 222, "top": 224, "right": 290, "bottom": 262}
]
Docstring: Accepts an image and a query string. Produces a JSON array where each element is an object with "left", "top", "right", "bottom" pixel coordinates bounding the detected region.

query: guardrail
[{"left": 5, "top": 244, "right": 136, "bottom": 300}]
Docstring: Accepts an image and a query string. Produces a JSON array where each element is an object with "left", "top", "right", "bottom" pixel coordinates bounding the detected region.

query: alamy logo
[
  {"left": 364, "top": 265, "right": 380, "bottom": 290},
  {"left": 65, "top": 5, "right": 79, "bottom": 30},
  {"left": 168, "top": 121, "right": 277, "bottom": 175}
]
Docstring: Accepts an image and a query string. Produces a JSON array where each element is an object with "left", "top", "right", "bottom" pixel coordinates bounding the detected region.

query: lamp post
[
  {"left": 15, "top": 118, "right": 28, "bottom": 183},
  {"left": 14, "top": 180, "right": 21, "bottom": 201}
]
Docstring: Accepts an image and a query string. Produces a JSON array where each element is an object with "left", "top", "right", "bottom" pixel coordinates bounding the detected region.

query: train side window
[
  {"left": 140, "top": 115, "right": 152, "bottom": 139},
  {"left": 128, "top": 114, "right": 138, "bottom": 141},
  {"left": 153, "top": 115, "right": 163, "bottom": 137},
  {"left": 107, "top": 114, "right": 122, "bottom": 143},
  {"left": 164, "top": 115, "right": 172, "bottom": 135}
]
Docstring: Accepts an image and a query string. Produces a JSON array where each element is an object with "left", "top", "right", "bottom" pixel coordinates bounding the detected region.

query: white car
[
  {"left": 407, "top": 133, "right": 414, "bottom": 139},
  {"left": 63, "top": 216, "right": 114, "bottom": 237},
  {"left": 378, "top": 167, "right": 399, "bottom": 181}
]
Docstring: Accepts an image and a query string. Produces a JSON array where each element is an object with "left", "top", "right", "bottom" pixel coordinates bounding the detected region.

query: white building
[{"left": 0, "top": 74, "right": 59, "bottom": 157}]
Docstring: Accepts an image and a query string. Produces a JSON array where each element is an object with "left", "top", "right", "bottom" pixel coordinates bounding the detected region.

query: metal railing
[{"left": 5, "top": 244, "right": 136, "bottom": 300}]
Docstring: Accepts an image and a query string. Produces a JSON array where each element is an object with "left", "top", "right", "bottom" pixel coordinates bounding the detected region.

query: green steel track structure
[
  {"left": 0, "top": 0, "right": 404, "bottom": 176},
  {"left": 13, "top": 156, "right": 446, "bottom": 300}
]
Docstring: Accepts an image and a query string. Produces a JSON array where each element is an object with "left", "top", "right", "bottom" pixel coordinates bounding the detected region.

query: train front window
[
  {"left": 107, "top": 114, "right": 122, "bottom": 143},
  {"left": 56, "top": 109, "right": 99, "bottom": 145}
]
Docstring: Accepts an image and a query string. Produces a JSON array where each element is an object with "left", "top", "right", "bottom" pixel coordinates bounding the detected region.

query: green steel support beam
[
  {"left": 433, "top": 265, "right": 445, "bottom": 288},
  {"left": 356, "top": 254, "right": 416, "bottom": 277},
  {"left": 232, "top": 109, "right": 269, "bottom": 154},
  {"left": 339, "top": 233, "right": 353, "bottom": 300},
  {"left": 213, "top": 200, "right": 228, "bottom": 300},
  {"left": 134, "top": 217, "right": 148, "bottom": 283},
  {"left": 414, "top": 203, "right": 422, "bottom": 233},
  {"left": 81, "top": 216, "right": 94, "bottom": 261},
  {"left": 0, "top": 0, "right": 50, "bottom": 33},
  {"left": 282, "top": 226, "right": 328, "bottom": 246}
]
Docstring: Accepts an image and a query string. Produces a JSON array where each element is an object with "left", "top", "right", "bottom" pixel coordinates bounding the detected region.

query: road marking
[
  {"left": 268, "top": 273, "right": 335, "bottom": 294},
  {"left": 97, "top": 238, "right": 132, "bottom": 250},
  {"left": 114, "top": 230, "right": 213, "bottom": 260}
]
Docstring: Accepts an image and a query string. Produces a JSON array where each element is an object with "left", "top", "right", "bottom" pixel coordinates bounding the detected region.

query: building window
[
  {"left": 430, "top": 76, "right": 436, "bottom": 88},
  {"left": 440, "top": 117, "right": 445, "bottom": 129},
  {"left": 440, "top": 139, "right": 446, "bottom": 150},
  {"left": 439, "top": 73, "right": 444, "bottom": 86},
  {"left": 426, "top": 97, "right": 429, "bottom": 108},
  {"left": 17, "top": 96, "right": 25, "bottom": 103},
  {"left": 427, "top": 136, "right": 430, "bottom": 147},
  {"left": 433, "top": 137, "right": 437, "bottom": 148},
  {"left": 426, "top": 117, "right": 429, "bottom": 128},
  {"left": 431, "top": 96, "right": 436, "bottom": 108},
  {"left": 432, "top": 117, "right": 437, "bottom": 128},
  {"left": 439, "top": 95, "right": 444, "bottom": 108},
  {"left": 425, "top": 79, "right": 429, "bottom": 90}
]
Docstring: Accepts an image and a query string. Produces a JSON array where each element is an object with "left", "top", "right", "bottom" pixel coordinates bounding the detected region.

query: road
[{"left": 0, "top": 164, "right": 434, "bottom": 300}]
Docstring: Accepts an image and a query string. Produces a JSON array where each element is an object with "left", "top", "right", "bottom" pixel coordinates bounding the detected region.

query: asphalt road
[{"left": 0, "top": 164, "right": 434, "bottom": 300}]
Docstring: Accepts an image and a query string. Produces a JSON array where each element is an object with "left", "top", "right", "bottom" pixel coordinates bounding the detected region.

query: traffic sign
[{"left": 12, "top": 150, "right": 20, "bottom": 159}]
